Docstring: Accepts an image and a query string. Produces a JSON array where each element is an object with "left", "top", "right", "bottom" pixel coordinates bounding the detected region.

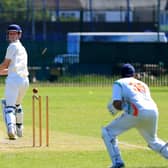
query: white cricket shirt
[{"left": 5, "top": 40, "right": 29, "bottom": 78}]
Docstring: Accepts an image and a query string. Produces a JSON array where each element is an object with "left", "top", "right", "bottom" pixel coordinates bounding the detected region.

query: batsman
[
  {"left": 102, "top": 64, "right": 168, "bottom": 168},
  {"left": 0, "top": 24, "right": 29, "bottom": 140}
]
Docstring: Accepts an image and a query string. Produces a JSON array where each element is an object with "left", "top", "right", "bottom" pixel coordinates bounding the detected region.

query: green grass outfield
[{"left": 0, "top": 85, "right": 168, "bottom": 168}]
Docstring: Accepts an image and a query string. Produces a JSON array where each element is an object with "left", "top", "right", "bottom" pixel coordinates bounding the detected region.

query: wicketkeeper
[
  {"left": 0, "top": 24, "right": 29, "bottom": 140},
  {"left": 102, "top": 63, "right": 168, "bottom": 168}
]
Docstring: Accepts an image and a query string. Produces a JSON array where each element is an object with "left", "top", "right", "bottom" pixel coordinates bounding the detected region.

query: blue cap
[
  {"left": 121, "top": 63, "right": 135, "bottom": 77},
  {"left": 7, "top": 24, "right": 22, "bottom": 32}
]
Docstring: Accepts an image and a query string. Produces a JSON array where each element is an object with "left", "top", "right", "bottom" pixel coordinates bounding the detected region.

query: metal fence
[
  {"left": 28, "top": 62, "right": 168, "bottom": 87},
  {"left": 21, "top": 42, "right": 168, "bottom": 87}
]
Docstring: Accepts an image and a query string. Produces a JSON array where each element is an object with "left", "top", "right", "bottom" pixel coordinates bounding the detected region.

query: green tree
[
  {"left": 0, "top": 0, "right": 51, "bottom": 22},
  {"left": 0, "top": 0, "right": 27, "bottom": 21}
]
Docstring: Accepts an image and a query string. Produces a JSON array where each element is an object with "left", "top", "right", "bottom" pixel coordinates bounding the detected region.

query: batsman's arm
[
  {"left": 0, "top": 58, "right": 10, "bottom": 75},
  {"left": 0, "top": 59, "right": 11, "bottom": 70},
  {"left": 0, "top": 59, "right": 10, "bottom": 76},
  {"left": 0, "top": 69, "right": 8, "bottom": 75}
]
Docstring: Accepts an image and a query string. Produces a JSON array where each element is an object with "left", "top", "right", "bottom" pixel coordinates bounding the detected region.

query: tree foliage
[
  {"left": 0, "top": 0, "right": 51, "bottom": 22},
  {"left": 0, "top": 0, "right": 27, "bottom": 21},
  {"left": 0, "top": 0, "right": 27, "bottom": 11}
]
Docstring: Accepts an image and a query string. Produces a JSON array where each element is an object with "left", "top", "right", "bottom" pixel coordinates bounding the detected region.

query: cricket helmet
[
  {"left": 7, "top": 24, "right": 22, "bottom": 33},
  {"left": 121, "top": 63, "right": 135, "bottom": 77}
]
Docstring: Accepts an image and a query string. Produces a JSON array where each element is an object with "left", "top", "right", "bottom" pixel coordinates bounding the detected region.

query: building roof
[
  {"left": 33, "top": 0, "right": 167, "bottom": 10},
  {"left": 33, "top": 0, "right": 82, "bottom": 10},
  {"left": 80, "top": 0, "right": 167, "bottom": 10}
]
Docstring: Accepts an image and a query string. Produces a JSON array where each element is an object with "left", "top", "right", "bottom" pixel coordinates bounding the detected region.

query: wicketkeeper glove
[{"left": 107, "top": 101, "right": 118, "bottom": 115}]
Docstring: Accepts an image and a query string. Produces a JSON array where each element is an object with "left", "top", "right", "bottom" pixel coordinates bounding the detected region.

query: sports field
[{"left": 0, "top": 85, "right": 168, "bottom": 168}]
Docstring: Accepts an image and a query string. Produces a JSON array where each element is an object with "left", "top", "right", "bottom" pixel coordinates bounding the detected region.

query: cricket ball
[{"left": 33, "top": 88, "right": 38, "bottom": 94}]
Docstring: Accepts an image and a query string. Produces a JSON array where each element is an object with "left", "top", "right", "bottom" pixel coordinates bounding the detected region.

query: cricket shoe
[
  {"left": 16, "top": 124, "right": 23, "bottom": 137},
  {"left": 110, "top": 162, "right": 125, "bottom": 168},
  {"left": 8, "top": 125, "right": 17, "bottom": 140}
]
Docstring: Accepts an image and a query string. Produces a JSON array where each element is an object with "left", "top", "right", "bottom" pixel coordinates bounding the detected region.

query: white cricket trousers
[
  {"left": 5, "top": 76, "right": 29, "bottom": 106},
  {"left": 104, "top": 109, "right": 168, "bottom": 159}
]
